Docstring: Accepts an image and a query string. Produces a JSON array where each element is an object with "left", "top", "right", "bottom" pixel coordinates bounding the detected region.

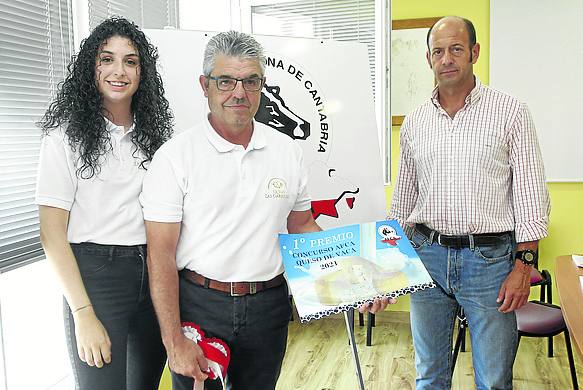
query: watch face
[{"left": 518, "top": 250, "right": 537, "bottom": 264}]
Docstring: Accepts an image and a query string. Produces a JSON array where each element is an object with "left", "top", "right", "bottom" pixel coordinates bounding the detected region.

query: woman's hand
[
  {"left": 40, "top": 206, "right": 112, "bottom": 367},
  {"left": 73, "top": 307, "right": 112, "bottom": 368}
]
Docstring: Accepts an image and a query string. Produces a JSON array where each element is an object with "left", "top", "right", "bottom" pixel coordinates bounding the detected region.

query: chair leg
[
  {"left": 548, "top": 282, "right": 553, "bottom": 304},
  {"left": 548, "top": 335, "right": 554, "bottom": 357},
  {"left": 452, "top": 325, "right": 464, "bottom": 377},
  {"left": 460, "top": 326, "right": 467, "bottom": 352},
  {"left": 517, "top": 334, "right": 522, "bottom": 356},
  {"left": 456, "top": 307, "right": 468, "bottom": 352},
  {"left": 546, "top": 282, "right": 554, "bottom": 356},
  {"left": 366, "top": 312, "right": 373, "bottom": 346},
  {"left": 358, "top": 312, "right": 364, "bottom": 326},
  {"left": 564, "top": 329, "right": 579, "bottom": 390}
]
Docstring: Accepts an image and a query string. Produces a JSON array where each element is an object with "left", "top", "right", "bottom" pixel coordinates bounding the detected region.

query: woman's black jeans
[{"left": 64, "top": 243, "right": 166, "bottom": 390}]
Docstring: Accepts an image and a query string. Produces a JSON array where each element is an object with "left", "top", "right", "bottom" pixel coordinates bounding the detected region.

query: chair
[
  {"left": 451, "top": 265, "right": 555, "bottom": 376},
  {"left": 530, "top": 266, "right": 554, "bottom": 356},
  {"left": 452, "top": 263, "right": 554, "bottom": 361},
  {"left": 451, "top": 300, "right": 579, "bottom": 389},
  {"left": 357, "top": 312, "right": 375, "bottom": 346},
  {"left": 452, "top": 307, "right": 469, "bottom": 361},
  {"left": 346, "top": 310, "right": 375, "bottom": 346},
  {"left": 342, "top": 308, "right": 376, "bottom": 346},
  {"left": 516, "top": 301, "right": 579, "bottom": 389},
  {"left": 531, "top": 266, "right": 552, "bottom": 303},
  {"left": 364, "top": 266, "right": 554, "bottom": 349}
]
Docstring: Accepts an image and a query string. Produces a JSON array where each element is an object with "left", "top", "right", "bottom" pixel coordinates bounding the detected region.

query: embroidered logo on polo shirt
[{"left": 265, "top": 178, "right": 289, "bottom": 199}]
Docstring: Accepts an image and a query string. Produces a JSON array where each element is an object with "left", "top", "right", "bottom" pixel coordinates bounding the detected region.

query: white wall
[
  {"left": 0, "top": 262, "right": 72, "bottom": 390},
  {"left": 491, "top": 0, "right": 583, "bottom": 181},
  {"left": 179, "top": 0, "right": 234, "bottom": 31}
]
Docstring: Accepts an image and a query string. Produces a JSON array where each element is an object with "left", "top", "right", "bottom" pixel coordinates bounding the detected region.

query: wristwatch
[{"left": 516, "top": 249, "right": 538, "bottom": 266}]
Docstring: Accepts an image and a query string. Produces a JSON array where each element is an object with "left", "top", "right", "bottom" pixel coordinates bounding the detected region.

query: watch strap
[{"left": 516, "top": 249, "right": 538, "bottom": 265}]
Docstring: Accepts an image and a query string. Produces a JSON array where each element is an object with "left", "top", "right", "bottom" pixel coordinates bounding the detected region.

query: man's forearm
[
  {"left": 287, "top": 209, "right": 322, "bottom": 234},
  {"left": 147, "top": 247, "right": 209, "bottom": 380},
  {"left": 516, "top": 240, "right": 539, "bottom": 251},
  {"left": 147, "top": 252, "right": 184, "bottom": 349}
]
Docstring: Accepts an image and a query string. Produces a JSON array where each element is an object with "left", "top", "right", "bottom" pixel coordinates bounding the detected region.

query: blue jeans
[
  {"left": 173, "top": 274, "right": 292, "bottom": 390},
  {"left": 409, "top": 227, "right": 518, "bottom": 390},
  {"left": 65, "top": 243, "right": 166, "bottom": 390}
]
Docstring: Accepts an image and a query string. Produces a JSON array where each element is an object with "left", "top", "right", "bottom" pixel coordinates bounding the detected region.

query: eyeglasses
[{"left": 208, "top": 76, "right": 265, "bottom": 92}]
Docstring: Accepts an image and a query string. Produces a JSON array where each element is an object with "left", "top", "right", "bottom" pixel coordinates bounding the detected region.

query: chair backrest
[{"left": 530, "top": 267, "right": 544, "bottom": 284}]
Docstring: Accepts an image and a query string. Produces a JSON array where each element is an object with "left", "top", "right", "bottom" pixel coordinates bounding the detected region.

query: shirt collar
[
  {"left": 465, "top": 76, "right": 482, "bottom": 105},
  {"left": 431, "top": 76, "right": 483, "bottom": 109},
  {"left": 204, "top": 116, "right": 267, "bottom": 153},
  {"left": 104, "top": 116, "right": 135, "bottom": 135}
]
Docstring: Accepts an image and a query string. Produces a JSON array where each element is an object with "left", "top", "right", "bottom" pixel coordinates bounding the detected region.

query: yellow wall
[
  {"left": 160, "top": 368, "right": 171, "bottom": 389},
  {"left": 388, "top": 0, "right": 583, "bottom": 312}
]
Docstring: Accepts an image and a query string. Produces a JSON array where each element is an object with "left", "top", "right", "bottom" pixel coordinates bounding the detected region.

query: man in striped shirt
[{"left": 389, "top": 16, "right": 550, "bottom": 389}]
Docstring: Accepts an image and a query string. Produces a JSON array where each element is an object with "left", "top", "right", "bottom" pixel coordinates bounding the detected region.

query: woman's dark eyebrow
[{"left": 98, "top": 50, "right": 139, "bottom": 57}]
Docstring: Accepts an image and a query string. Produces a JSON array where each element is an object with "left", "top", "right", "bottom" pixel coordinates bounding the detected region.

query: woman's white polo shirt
[{"left": 35, "top": 119, "right": 148, "bottom": 245}]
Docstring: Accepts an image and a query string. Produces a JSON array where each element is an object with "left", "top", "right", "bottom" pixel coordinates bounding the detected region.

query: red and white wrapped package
[{"left": 181, "top": 322, "right": 231, "bottom": 390}]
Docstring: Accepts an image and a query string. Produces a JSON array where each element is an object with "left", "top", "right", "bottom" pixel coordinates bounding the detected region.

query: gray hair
[{"left": 203, "top": 30, "right": 266, "bottom": 77}]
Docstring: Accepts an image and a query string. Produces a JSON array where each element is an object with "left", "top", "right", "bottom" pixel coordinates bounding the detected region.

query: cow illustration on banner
[
  {"left": 256, "top": 84, "right": 311, "bottom": 141},
  {"left": 145, "top": 29, "right": 386, "bottom": 229}
]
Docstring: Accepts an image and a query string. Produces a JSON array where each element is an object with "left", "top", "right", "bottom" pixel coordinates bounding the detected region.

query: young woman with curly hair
[{"left": 36, "top": 17, "right": 172, "bottom": 389}]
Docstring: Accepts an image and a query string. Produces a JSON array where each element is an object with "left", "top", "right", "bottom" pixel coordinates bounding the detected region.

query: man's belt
[
  {"left": 415, "top": 224, "right": 511, "bottom": 249},
  {"left": 180, "top": 269, "right": 285, "bottom": 296}
]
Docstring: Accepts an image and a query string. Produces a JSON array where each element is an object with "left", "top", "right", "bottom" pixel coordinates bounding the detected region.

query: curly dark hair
[{"left": 38, "top": 16, "right": 173, "bottom": 178}]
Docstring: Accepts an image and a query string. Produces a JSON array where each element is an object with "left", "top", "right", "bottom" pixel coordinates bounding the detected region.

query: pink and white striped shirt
[{"left": 389, "top": 78, "right": 550, "bottom": 243}]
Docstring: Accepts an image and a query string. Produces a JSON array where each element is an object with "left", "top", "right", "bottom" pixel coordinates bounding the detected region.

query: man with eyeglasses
[
  {"left": 140, "top": 31, "right": 322, "bottom": 390},
  {"left": 389, "top": 16, "right": 549, "bottom": 389}
]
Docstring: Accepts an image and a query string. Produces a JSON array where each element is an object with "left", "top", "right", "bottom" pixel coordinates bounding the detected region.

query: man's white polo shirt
[
  {"left": 140, "top": 118, "right": 311, "bottom": 282},
  {"left": 35, "top": 119, "right": 147, "bottom": 245}
]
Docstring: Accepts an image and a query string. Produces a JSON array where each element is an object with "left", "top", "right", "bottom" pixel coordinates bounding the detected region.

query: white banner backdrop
[{"left": 144, "top": 29, "right": 386, "bottom": 229}]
